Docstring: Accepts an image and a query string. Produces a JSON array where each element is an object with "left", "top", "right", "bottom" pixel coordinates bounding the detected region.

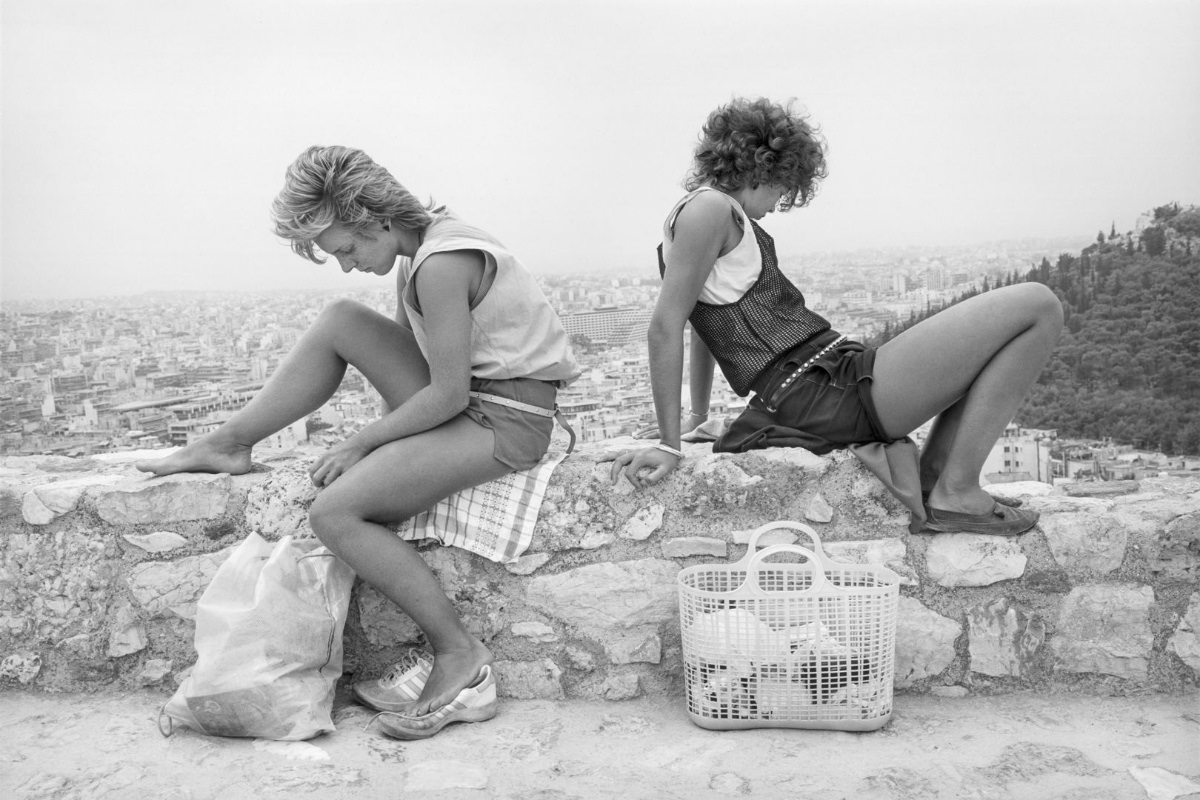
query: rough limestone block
[
  {"left": 525, "top": 559, "right": 680, "bottom": 631},
  {"left": 0, "top": 652, "right": 42, "bottom": 684},
  {"left": 747, "top": 447, "right": 829, "bottom": 471},
  {"left": 504, "top": 552, "right": 552, "bottom": 575},
  {"left": 895, "top": 596, "right": 961, "bottom": 687},
  {"left": 511, "top": 621, "right": 558, "bottom": 643},
  {"left": 22, "top": 484, "right": 88, "bottom": 525},
  {"left": 1167, "top": 592, "right": 1200, "bottom": 673},
  {"left": 495, "top": 658, "right": 565, "bottom": 699},
  {"left": 661, "top": 537, "right": 727, "bottom": 559},
  {"left": 357, "top": 584, "right": 421, "bottom": 646},
  {"left": 121, "top": 532, "right": 188, "bottom": 553},
  {"left": 1040, "top": 512, "right": 1128, "bottom": 575},
  {"left": 984, "top": 481, "right": 1054, "bottom": 503},
  {"left": 424, "top": 546, "right": 477, "bottom": 585},
  {"left": 849, "top": 472, "right": 895, "bottom": 518},
  {"left": 925, "top": 534, "right": 1027, "bottom": 587},
  {"left": 600, "top": 672, "right": 642, "bottom": 700},
  {"left": 1065, "top": 480, "right": 1139, "bottom": 498},
  {"left": 136, "top": 658, "right": 173, "bottom": 686},
  {"left": 1129, "top": 767, "right": 1200, "bottom": 800},
  {"left": 462, "top": 595, "right": 508, "bottom": 645},
  {"left": 1109, "top": 504, "right": 1173, "bottom": 541},
  {"left": 805, "top": 493, "right": 834, "bottom": 523},
  {"left": 604, "top": 629, "right": 662, "bottom": 665},
  {"left": 93, "top": 474, "right": 231, "bottom": 524},
  {"left": 106, "top": 600, "right": 148, "bottom": 657},
  {"left": 691, "top": 455, "right": 762, "bottom": 487},
  {"left": 1112, "top": 488, "right": 1200, "bottom": 516},
  {"left": 1051, "top": 584, "right": 1154, "bottom": 680},
  {"left": 126, "top": 549, "right": 231, "bottom": 619},
  {"left": 243, "top": 463, "right": 317, "bottom": 537},
  {"left": 1031, "top": 496, "right": 1111, "bottom": 515},
  {"left": 565, "top": 646, "right": 596, "bottom": 671},
  {"left": 580, "top": 531, "right": 615, "bottom": 550},
  {"left": 824, "top": 538, "right": 916, "bottom": 586},
  {"left": 1148, "top": 513, "right": 1200, "bottom": 582},
  {"left": 967, "top": 597, "right": 1045, "bottom": 677},
  {"left": 621, "top": 503, "right": 665, "bottom": 541}
]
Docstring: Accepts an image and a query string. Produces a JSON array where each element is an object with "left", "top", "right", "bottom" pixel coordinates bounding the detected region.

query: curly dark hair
[{"left": 685, "top": 97, "right": 828, "bottom": 211}]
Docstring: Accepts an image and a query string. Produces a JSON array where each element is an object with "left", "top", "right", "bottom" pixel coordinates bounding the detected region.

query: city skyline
[
  {"left": 6, "top": 259, "right": 1195, "bottom": 470},
  {"left": 3, "top": 0, "right": 1198, "bottom": 301}
]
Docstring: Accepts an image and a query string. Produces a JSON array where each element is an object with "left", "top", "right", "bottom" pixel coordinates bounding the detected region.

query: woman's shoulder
[
  {"left": 664, "top": 188, "right": 743, "bottom": 239},
  {"left": 415, "top": 213, "right": 504, "bottom": 261},
  {"left": 424, "top": 211, "right": 498, "bottom": 244}
]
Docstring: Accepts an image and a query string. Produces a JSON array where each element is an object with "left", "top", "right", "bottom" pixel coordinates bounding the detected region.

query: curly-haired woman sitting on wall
[{"left": 610, "top": 97, "right": 1063, "bottom": 536}]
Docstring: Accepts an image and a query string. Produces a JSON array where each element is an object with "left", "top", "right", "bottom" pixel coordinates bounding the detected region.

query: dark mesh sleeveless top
[{"left": 657, "top": 213, "right": 831, "bottom": 396}]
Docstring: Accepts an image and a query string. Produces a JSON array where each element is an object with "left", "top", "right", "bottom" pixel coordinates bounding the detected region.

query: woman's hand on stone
[
  {"left": 606, "top": 447, "right": 680, "bottom": 489},
  {"left": 310, "top": 440, "right": 371, "bottom": 487}
]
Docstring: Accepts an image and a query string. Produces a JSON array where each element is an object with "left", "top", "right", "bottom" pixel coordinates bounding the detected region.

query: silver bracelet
[
  {"left": 687, "top": 409, "right": 709, "bottom": 418},
  {"left": 653, "top": 442, "right": 684, "bottom": 459}
]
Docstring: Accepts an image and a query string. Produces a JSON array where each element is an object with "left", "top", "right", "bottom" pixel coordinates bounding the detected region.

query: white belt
[{"left": 469, "top": 391, "right": 576, "bottom": 453}]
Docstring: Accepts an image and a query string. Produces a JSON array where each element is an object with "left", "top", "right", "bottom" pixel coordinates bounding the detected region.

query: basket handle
[
  {"left": 741, "top": 542, "right": 830, "bottom": 594},
  {"left": 737, "top": 520, "right": 828, "bottom": 565}
]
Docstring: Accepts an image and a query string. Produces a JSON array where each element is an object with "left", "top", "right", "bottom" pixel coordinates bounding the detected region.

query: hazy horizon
[
  {"left": 0, "top": 230, "right": 1100, "bottom": 307},
  {"left": 3, "top": 0, "right": 1198, "bottom": 301}
]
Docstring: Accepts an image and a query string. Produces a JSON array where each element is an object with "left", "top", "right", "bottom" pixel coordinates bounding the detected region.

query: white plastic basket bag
[{"left": 678, "top": 521, "right": 900, "bottom": 731}]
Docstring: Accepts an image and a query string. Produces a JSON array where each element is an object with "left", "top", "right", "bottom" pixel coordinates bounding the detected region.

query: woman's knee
[
  {"left": 1022, "top": 283, "right": 1064, "bottom": 334},
  {"left": 308, "top": 491, "right": 358, "bottom": 549},
  {"left": 991, "top": 283, "right": 1064, "bottom": 333},
  {"left": 318, "top": 297, "right": 373, "bottom": 325}
]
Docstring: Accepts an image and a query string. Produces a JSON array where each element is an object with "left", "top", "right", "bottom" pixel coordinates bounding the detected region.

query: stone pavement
[{"left": 2, "top": 689, "right": 1198, "bottom": 799}]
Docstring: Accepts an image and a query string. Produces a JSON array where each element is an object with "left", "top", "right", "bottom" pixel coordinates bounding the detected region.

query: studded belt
[{"left": 760, "top": 335, "right": 847, "bottom": 413}]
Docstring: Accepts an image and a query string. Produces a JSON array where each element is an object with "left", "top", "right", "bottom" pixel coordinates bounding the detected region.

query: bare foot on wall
[{"left": 134, "top": 436, "right": 253, "bottom": 477}]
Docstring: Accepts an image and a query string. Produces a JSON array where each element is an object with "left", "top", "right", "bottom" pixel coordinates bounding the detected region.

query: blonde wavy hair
[
  {"left": 271, "top": 145, "right": 441, "bottom": 263},
  {"left": 686, "top": 97, "right": 828, "bottom": 211}
]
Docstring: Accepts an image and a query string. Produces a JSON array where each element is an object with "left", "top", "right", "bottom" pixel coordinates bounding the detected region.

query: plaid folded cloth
[{"left": 394, "top": 453, "right": 567, "bottom": 564}]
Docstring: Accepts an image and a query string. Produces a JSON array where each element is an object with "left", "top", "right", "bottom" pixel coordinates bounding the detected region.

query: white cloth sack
[{"left": 160, "top": 532, "right": 354, "bottom": 741}]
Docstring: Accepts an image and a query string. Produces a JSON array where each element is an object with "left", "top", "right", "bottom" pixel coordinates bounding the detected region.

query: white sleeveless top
[
  {"left": 664, "top": 187, "right": 761, "bottom": 304},
  {"left": 402, "top": 212, "right": 580, "bottom": 387}
]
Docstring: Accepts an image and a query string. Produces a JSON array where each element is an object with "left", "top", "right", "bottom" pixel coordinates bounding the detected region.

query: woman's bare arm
[
  {"left": 310, "top": 250, "right": 483, "bottom": 485},
  {"left": 611, "top": 192, "right": 737, "bottom": 487}
]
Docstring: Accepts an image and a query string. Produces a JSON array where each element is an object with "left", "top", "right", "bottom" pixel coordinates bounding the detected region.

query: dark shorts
[
  {"left": 715, "top": 335, "right": 890, "bottom": 456},
  {"left": 461, "top": 377, "right": 556, "bottom": 471}
]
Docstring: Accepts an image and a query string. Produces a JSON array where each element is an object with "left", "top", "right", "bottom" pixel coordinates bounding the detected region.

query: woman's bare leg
[
  {"left": 308, "top": 415, "right": 511, "bottom": 715},
  {"left": 871, "top": 283, "right": 1063, "bottom": 514},
  {"left": 918, "top": 397, "right": 967, "bottom": 492},
  {"left": 139, "top": 297, "right": 507, "bottom": 711},
  {"left": 135, "top": 299, "right": 429, "bottom": 475}
]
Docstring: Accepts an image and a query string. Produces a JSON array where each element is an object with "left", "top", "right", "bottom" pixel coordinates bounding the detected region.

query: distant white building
[
  {"left": 980, "top": 423, "right": 1055, "bottom": 485},
  {"left": 561, "top": 306, "right": 652, "bottom": 346}
]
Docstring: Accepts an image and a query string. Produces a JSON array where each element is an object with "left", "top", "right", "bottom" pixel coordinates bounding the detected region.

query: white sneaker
[{"left": 352, "top": 652, "right": 432, "bottom": 712}]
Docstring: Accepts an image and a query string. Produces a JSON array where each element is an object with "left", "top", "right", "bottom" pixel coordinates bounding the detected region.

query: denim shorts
[
  {"left": 716, "top": 334, "right": 889, "bottom": 456},
  {"left": 461, "top": 377, "right": 556, "bottom": 470}
]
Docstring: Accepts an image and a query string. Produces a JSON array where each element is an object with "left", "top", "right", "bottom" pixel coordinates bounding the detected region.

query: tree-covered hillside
[{"left": 871, "top": 204, "right": 1200, "bottom": 455}]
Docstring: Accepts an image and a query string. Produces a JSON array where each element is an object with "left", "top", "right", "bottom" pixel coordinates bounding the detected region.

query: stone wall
[{"left": 2, "top": 441, "right": 1198, "bottom": 700}]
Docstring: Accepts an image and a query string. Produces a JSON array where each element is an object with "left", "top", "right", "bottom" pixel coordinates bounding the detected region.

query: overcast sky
[{"left": 3, "top": 0, "right": 1198, "bottom": 301}]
